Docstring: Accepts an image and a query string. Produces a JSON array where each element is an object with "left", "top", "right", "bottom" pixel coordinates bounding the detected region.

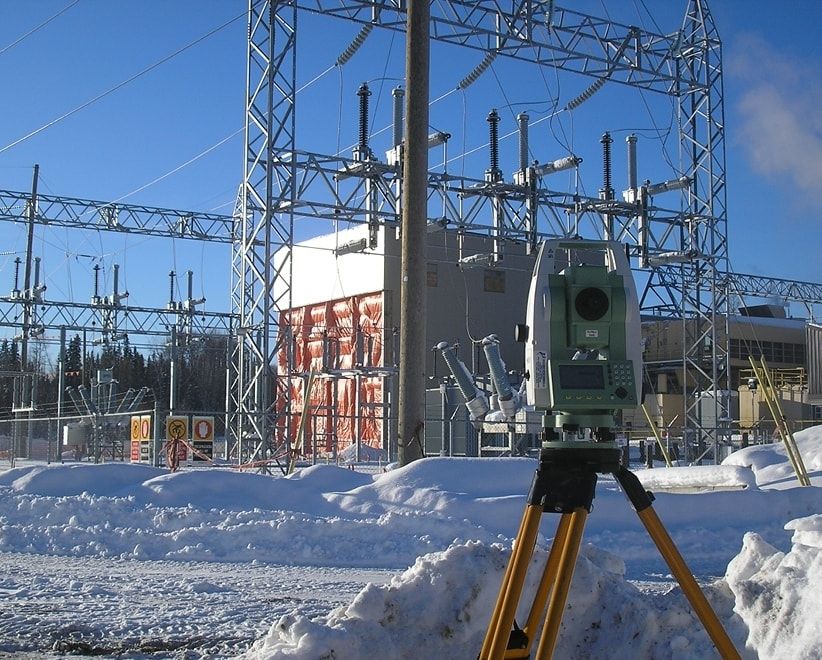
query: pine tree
[{"left": 65, "top": 334, "right": 82, "bottom": 383}]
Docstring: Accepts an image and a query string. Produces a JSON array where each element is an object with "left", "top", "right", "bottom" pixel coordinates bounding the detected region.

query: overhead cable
[
  {"left": 110, "top": 128, "right": 243, "bottom": 205},
  {"left": 0, "top": 0, "right": 80, "bottom": 57},
  {"left": 0, "top": 10, "right": 246, "bottom": 155}
]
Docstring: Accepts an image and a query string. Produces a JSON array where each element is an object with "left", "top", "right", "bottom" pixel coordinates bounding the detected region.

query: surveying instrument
[{"left": 479, "top": 240, "right": 739, "bottom": 659}]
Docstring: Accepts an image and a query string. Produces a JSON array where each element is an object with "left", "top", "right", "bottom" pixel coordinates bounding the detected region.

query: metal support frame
[
  {"left": 641, "top": 1, "right": 729, "bottom": 459},
  {"left": 0, "top": 186, "right": 236, "bottom": 462},
  {"left": 237, "top": 0, "right": 733, "bottom": 459},
  {"left": 234, "top": 0, "right": 298, "bottom": 469},
  {"left": 0, "top": 189, "right": 235, "bottom": 242}
]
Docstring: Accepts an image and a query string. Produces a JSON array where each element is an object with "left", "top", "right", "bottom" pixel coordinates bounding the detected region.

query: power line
[
  {"left": 111, "top": 129, "right": 243, "bottom": 204},
  {"left": 0, "top": 9, "right": 246, "bottom": 155},
  {"left": 0, "top": 0, "right": 80, "bottom": 58}
]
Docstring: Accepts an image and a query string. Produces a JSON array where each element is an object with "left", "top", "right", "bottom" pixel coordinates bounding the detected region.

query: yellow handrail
[
  {"left": 748, "top": 356, "right": 811, "bottom": 486},
  {"left": 640, "top": 404, "right": 673, "bottom": 467}
]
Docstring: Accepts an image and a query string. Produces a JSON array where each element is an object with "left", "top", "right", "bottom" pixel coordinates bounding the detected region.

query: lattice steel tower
[{"left": 233, "top": 0, "right": 729, "bottom": 461}]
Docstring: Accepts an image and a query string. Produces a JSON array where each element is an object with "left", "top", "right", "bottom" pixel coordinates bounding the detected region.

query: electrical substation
[{"left": 3, "top": 0, "right": 822, "bottom": 474}]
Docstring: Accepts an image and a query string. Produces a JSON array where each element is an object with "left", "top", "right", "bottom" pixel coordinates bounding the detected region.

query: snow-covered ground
[{"left": 0, "top": 428, "right": 820, "bottom": 658}]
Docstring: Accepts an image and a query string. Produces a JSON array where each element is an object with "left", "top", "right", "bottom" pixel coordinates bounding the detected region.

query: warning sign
[
  {"left": 130, "top": 415, "right": 141, "bottom": 463},
  {"left": 166, "top": 416, "right": 189, "bottom": 442},
  {"left": 192, "top": 417, "right": 214, "bottom": 441},
  {"left": 166, "top": 415, "right": 189, "bottom": 464},
  {"left": 140, "top": 415, "right": 151, "bottom": 440},
  {"left": 191, "top": 416, "right": 214, "bottom": 461}
]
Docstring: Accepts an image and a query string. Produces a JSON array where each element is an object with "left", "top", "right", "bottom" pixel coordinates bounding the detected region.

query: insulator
[
  {"left": 517, "top": 113, "right": 529, "bottom": 171},
  {"left": 627, "top": 134, "right": 638, "bottom": 192},
  {"left": 113, "top": 264, "right": 120, "bottom": 299},
  {"left": 358, "top": 83, "right": 371, "bottom": 150},
  {"left": 482, "top": 335, "right": 513, "bottom": 402},
  {"left": 93, "top": 264, "right": 101, "bottom": 299},
  {"left": 391, "top": 87, "right": 404, "bottom": 147},
  {"left": 601, "top": 132, "right": 613, "bottom": 197},
  {"left": 534, "top": 155, "right": 581, "bottom": 177},
  {"left": 336, "top": 23, "right": 374, "bottom": 67},
  {"left": 457, "top": 51, "right": 497, "bottom": 90},
  {"left": 168, "top": 270, "right": 175, "bottom": 306},
  {"left": 565, "top": 76, "right": 606, "bottom": 111},
  {"left": 487, "top": 109, "right": 500, "bottom": 173},
  {"left": 436, "top": 341, "right": 489, "bottom": 421},
  {"left": 545, "top": 0, "right": 555, "bottom": 27},
  {"left": 13, "top": 257, "right": 21, "bottom": 291}
]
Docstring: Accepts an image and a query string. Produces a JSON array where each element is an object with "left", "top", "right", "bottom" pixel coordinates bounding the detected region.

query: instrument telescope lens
[{"left": 575, "top": 287, "right": 609, "bottom": 321}]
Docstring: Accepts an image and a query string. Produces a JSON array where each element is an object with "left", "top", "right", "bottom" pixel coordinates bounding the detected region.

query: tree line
[{"left": 0, "top": 333, "right": 229, "bottom": 418}]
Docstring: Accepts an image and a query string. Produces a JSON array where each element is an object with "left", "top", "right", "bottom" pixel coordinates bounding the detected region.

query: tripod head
[{"left": 519, "top": 239, "right": 641, "bottom": 445}]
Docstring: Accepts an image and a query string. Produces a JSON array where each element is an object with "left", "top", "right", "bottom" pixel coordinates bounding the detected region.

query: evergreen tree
[{"left": 65, "top": 335, "right": 83, "bottom": 386}]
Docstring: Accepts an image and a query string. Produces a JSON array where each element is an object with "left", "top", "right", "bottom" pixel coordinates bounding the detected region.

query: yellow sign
[
  {"left": 192, "top": 416, "right": 215, "bottom": 442},
  {"left": 166, "top": 415, "right": 189, "bottom": 442},
  {"left": 130, "top": 416, "right": 141, "bottom": 442},
  {"left": 140, "top": 415, "right": 151, "bottom": 441}
]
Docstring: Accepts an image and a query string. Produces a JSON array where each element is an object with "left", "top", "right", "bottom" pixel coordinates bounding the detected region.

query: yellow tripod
[{"left": 479, "top": 446, "right": 740, "bottom": 660}]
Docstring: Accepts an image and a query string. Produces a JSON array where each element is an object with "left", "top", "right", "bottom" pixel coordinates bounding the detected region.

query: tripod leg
[
  {"left": 615, "top": 468, "right": 740, "bottom": 660},
  {"left": 637, "top": 506, "right": 740, "bottom": 660},
  {"left": 482, "top": 504, "right": 543, "bottom": 660},
  {"left": 522, "top": 513, "right": 572, "bottom": 642},
  {"left": 534, "top": 507, "right": 588, "bottom": 660},
  {"left": 480, "top": 504, "right": 531, "bottom": 657}
]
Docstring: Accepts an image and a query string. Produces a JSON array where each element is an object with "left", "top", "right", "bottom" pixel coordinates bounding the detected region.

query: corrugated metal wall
[
  {"left": 807, "top": 323, "right": 822, "bottom": 404},
  {"left": 280, "top": 291, "right": 386, "bottom": 456}
]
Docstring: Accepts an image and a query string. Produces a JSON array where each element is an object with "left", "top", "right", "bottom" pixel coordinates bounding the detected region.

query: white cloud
[{"left": 729, "top": 35, "right": 822, "bottom": 199}]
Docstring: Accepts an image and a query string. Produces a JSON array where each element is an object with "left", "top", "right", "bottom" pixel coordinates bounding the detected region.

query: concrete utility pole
[
  {"left": 16, "top": 163, "right": 39, "bottom": 458},
  {"left": 397, "top": 0, "right": 430, "bottom": 466}
]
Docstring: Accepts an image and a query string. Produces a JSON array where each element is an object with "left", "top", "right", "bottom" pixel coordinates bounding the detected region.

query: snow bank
[
  {"left": 634, "top": 464, "right": 757, "bottom": 492},
  {"left": 1, "top": 458, "right": 819, "bottom": 578},
  {"left": 724, "top": 426, "right": 822, "bottom": 488},
  {"left": 2, "top": 427, "right": 822, "bottom": 658},
  {"left": 246, "top": 539, "right": 746, "bottom": 660},
  {"left": 726, "top": 514, "right": 822, "bottom": 658},
  {"left": 250, "top": 513, "right": 822, "bottom": 659}
]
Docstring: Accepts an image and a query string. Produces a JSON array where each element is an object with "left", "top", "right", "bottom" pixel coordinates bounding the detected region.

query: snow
[{"left": 0, "top": 428, "right": 820, "bottom": 657}]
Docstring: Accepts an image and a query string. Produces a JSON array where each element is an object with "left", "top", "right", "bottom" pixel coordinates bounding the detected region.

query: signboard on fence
[
  {"left": 130, "top": 415, "right": 153, "bottom": 463},
  {"left": 166, "top": 415, "right": 189, "bottom": 463},
  {"left": 140, "top": 415, "right": 152, "bottom": 462},
  {"left": 130, "top": 416, "right": 141, "bottom": 462},
  {"left": 191, "top": 416, "right": 214, "bottom": 462}
]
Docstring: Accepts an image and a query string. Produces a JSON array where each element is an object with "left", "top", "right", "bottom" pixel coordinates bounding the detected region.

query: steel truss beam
[
  {"left": 0, "top": 189, "right": 234, "bottom": 243},
  {"left": 0, "top": 296, "right": 234, "bottom": 339},
  {"left": 724, "top": 273, "right": 822, "bottom": 306},
  {"left": 272, "top": 148, "right": 693, "bottom": 248},
  {"left": 296, "top": 1, "right": 694, "bottom": 93},
  {"left": 639, "top": 1, "right": 729, "bottom": 458},
  {"left": 0, "top": 188, "right": 237, "bottom": 340}
]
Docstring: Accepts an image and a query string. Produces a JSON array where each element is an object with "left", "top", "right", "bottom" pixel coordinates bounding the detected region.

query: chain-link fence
[{"left": 0, "top": 409, "right": 156, "bottom": 466}]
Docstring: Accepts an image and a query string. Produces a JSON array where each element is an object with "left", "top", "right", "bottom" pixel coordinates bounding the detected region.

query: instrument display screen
[{"left": 558, "top": 364, "right": 605, "bottom": 390}]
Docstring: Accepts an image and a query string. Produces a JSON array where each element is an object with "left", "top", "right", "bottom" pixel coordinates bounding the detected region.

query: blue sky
[{"left": 1, "top": 0, "right": 821, "bottom": 344}]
